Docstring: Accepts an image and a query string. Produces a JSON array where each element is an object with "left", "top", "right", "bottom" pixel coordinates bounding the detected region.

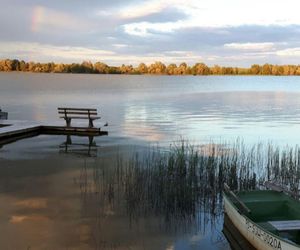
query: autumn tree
[
  {"left": 192, "top": 63, "right": 210, "bottom": 75},
  {"left": 166, "top": 63, "right": 177, "bottom": 75},
  {"left": 137, "top": 63, "right": 148, "bottom": 74},
  {"left": 94, "top": 62, "right": 109, "bottom": 74},
  {"left": 120, "top": 64, "right": 134, "bottom": 74},
  {"left": 0, "top": 59, "right": 13, "bottom": 71},
  {"left": 295, "top": 66, "right": 300, "bottom": 75},
  {"left": 53, "top": 63, "right": 66, "bottom": 73},
  {"left": 177, "top": 62, "right": 188, "bottom": 75},
  {"left": 250, "top": 64, "right": 261, "bottom": 75},
  {"left": 148, "top": 61, "right": 166, "bottom": 74},
  {"left": 211, "top": 65, "right": 221, "bottom": 75},
  {"left": 81, "top": 61, "right": 94, "bottom": 73},
  {"left": 19, "top": 60, "right": 27, "bottom": 71},
  {"left": 1, "top": 58, "right": 300, "bottom": 76},
  {"left": 261, "top": 64, "right": 272, "bottom": 75}
]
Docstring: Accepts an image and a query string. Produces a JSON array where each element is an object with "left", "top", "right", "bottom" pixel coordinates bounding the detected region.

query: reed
[{"left": 78, "top": 141, "right": 300, "bottom": 231}]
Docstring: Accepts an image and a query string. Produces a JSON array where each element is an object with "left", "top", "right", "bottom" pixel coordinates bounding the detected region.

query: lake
[
  {"left": 2, "top": 73, "right": 300, "bottom": 145},
  {"left": 1, "top": 73, "right": 300, "bottom": 249}
]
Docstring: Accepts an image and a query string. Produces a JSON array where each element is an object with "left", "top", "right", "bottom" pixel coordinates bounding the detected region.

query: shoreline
[{"left": 1, "top": 59, "right": 299, "bottom": 76}]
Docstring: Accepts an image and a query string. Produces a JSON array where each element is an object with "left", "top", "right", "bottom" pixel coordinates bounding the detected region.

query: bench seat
[{"left": 268, "top": 220, "right": 300, "bottom": 231}]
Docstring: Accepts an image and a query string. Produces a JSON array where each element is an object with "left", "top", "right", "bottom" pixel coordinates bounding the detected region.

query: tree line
[{"left": 1, "top": 59, "right": 300, "bottom": 75}]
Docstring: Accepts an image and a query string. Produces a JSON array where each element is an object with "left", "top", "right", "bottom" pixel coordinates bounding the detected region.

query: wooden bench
[
  {"left": 58, "top": 107, "right": 100, "bottom": 128},
  {"left": 0, "top": 108, "right": 8, "bottom": 120}
]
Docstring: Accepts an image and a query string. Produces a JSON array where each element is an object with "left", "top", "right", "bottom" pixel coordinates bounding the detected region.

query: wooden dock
[
  {"left": 42, "top": 125, "right": 108, "bottom": 136},
  {"left": 0, "top": 120, "right": 107, "bottom": 145}
]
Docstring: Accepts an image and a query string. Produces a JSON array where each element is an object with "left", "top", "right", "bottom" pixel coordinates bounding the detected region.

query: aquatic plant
[{"left": 78, "top": 141, "right": 300, "bottom": 232}]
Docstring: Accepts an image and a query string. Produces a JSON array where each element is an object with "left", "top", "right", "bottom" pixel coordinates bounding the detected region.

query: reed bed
[{"left": 78, "top": 141, "right": 300, "bottom": 231}]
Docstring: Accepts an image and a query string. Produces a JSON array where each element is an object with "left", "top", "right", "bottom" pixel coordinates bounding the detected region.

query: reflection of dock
[
  {"left": 223, "top": 214, "right": 255, "bottom": 250},
  {"left": 0, "top": 120, "right": 108, "bottom": 145}
]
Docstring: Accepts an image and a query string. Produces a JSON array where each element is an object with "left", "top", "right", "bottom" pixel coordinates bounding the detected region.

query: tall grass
[{"left": 78, "top": 141, "right": 300, "bottom": 231}]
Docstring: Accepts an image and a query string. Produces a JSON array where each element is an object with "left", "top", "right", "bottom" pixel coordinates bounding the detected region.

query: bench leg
[
  {"left": 89, "top": 119, "right": 94, "bottom": 128},
  {"left": 65, "top": 118, "right": 71, "bottom": 127},
  {"left": 66, "top": 135, "right": 72, "bottom": 145},
  {"left": 88, "top": 136, "right": 94, "bottom": 146}
]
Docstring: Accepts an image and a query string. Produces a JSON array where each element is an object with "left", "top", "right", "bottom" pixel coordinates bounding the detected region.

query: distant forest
[{"left": 1, "top": 59, "right": 300, "bottom": 75}]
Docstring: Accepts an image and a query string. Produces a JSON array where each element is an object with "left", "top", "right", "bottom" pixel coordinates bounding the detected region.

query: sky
[{"left": 1, "top": 0, "right": 300, "bottom": 66}]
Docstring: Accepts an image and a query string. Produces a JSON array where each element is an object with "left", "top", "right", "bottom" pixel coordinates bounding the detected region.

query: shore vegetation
[{"left": 1, "top": 59, "right": 300, "bottom": 75}]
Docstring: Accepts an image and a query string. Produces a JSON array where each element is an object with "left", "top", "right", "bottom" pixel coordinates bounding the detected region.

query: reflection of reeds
[{"left": 79, "top": 141, "right": 300, "bottom": 233}]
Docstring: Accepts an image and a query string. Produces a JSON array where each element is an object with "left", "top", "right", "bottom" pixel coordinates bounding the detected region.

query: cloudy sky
[{"left": 1, "top": 0, "right": 300, "bottom": 66}]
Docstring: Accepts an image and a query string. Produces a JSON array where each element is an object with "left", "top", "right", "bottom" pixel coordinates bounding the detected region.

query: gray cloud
[
  {"left": 110, "top": 25, "right": 300, "bottom": 53},
  {"left": 1, "top": 1, "right": 300, "bottom": 66}
]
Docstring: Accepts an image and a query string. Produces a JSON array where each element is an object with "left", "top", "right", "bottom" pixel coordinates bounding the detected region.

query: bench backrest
[{"left": 58, "top": 107, "right": 98, "bottom": 118}]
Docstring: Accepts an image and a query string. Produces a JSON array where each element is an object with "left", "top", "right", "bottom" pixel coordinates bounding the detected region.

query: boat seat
[{"left": 268, "top": 220, "right": 300, "bottom": 231}]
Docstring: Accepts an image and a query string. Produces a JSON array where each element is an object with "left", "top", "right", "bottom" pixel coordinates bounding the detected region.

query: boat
[{"left": 223, "top": 182, "right": 300, "bottom": 250}]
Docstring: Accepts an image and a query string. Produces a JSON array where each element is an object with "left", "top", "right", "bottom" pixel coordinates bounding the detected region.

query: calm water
[
  {"left": 1, "top": 73, "right": 300, "bottom": 249},
  {"left": 2, "top": 73, "right": 300, "bottom": 145}
]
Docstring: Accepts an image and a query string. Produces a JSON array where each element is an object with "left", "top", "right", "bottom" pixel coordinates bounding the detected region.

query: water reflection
[
  {"left": 121, "top": 90, "right": 300, "bottom": 145},
  {"left": 2, "top": 74, "right": 300, "bottom": 248},
  {"left": 222, "top": 214, "right": 255, "bottom": 250},
  {"left": 59, "top": 135, "right": 98, "bottom": 157},
  {"left": 3, "top": 133, "right": 300, "bottom": 249},
  {"left": 2, "top": 74, "right": 300, "bottom": 145},
  {"left": 76, "top": 148, "right": 230, "bottom": 250},
  {"left": 0, "top": 138, "right": 232, "bottom": 250}
]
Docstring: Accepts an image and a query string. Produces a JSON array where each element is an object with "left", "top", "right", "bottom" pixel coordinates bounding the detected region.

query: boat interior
[{"left": 233, "top": 190, "right": 300, "bottom": 245}]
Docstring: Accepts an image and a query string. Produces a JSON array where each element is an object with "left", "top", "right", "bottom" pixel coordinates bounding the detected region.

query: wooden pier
[{"left": 0, "top": 119, "right": 107, "bottom": 145}]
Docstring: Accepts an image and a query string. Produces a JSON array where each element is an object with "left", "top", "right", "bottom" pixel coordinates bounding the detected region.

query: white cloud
[
  {"left": 276, "top": 47, "right": 300, "bottom": 57},
  {"left": 2, "top": 41, "right": 300, "bottom": 67},
  {"left": 165, "top": 50, "right": 194, "bottom": 55},
  {"left": 184, "top": 0, "right": 300, "bottom": 27},
  {"left": 118, "top": 1, "right": 169, "bottom": 19},
  {"left": 112, "top": 44, "right": 129, "bottom": 48},
  {"left": 123, "top": 21, "right": 185, "bottom": 36},
  {"left": 119, "top": 0, "right": 300, "bottom": 36},
  {"left": 0, "top": 42, "right": 203, "bottom": 65},
  {"left": 0, "top": 42, "right": 115, "bottom": 61},
  {"left": 224, "top": 43, "right": 275, "bottom": 51}
]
